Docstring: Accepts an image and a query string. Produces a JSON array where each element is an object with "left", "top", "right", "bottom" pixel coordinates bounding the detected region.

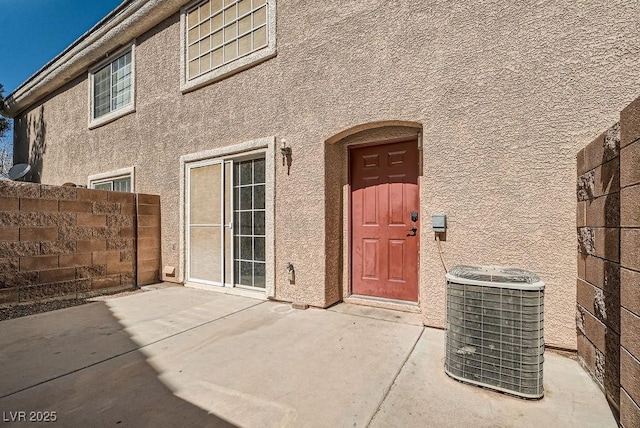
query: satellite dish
[{"left": 8, "top": 164, "right": 32, "bottom": 181}]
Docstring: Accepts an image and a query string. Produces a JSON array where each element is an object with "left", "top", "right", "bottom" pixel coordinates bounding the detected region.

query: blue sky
[{"left": 0, "top": 0, "right": 123, "bottom": 149}]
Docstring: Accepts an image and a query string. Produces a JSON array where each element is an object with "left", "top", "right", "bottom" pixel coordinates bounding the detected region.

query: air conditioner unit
[{"left": 445, "top": 265, "right": 545, "bottom": 399}]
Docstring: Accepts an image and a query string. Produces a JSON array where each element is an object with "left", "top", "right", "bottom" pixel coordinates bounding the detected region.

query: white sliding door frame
[{"left": 179, "top": 136, "right": 275, "bottom": 299}]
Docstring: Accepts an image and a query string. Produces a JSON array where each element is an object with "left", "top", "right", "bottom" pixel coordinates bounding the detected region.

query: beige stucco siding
[{"left": 13, "top": 1, "right": 640, "bottom": 349}]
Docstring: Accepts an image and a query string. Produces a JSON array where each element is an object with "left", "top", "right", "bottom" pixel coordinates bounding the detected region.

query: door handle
[{"left": 407, "top": 226, "right": 417, "bottom": 237}]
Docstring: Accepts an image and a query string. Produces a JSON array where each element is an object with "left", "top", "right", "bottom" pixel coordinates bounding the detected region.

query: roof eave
[{"left": 2, "top": 0, "right": 186, "bottom": 118}]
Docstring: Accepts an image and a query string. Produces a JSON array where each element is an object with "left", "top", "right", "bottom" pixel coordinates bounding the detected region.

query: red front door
[{"left": 350, "top": 140, "right": 420, "bottom": 301}]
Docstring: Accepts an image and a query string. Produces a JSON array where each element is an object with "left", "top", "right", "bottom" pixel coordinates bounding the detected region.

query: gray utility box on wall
[{"left": 445, "top": 265, "right": 545, "bottom": 399}]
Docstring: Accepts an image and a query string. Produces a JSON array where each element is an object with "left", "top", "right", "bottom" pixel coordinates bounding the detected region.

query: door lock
[{"left": 411, "top": 211, "right": 418, "bottom": 222}]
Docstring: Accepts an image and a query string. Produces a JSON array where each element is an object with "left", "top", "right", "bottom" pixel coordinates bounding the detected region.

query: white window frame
[
  {"left": 180, "top": 137, "right": 275, "bottom": 299},
  {"left": 179, "top": 0, "right": 277, "bottom": 93},
  {"left": 88, "top": 43, "right": 136, "bottom": 129},
  {"left": 88, "top": 166, "right": 135, "bottom": 192}
]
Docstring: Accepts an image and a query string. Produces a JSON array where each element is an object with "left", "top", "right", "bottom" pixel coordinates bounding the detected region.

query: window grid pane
[
  {"left": 93, "top": 66, "right": 111, "bottom": 118},
  {"left": 233, "top": 158, "right": 266, "bottom": 288},
  {"left": 92, "top": 176, "right": 132, "bottom": 193},
  {"left": 92, "top": 182, "right": 113, "bottom": 191},
  {"left": 93, "top": 50, "right": 132, "bottom": 120},
  {"left": 113, "top": 177, "right": 132, "bottom": 192},
  {"left": 186, "top": 0, "right": 269, "bottom": 80}
]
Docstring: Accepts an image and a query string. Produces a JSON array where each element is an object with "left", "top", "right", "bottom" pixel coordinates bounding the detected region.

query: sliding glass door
[
  {"left": 187, "top": 156, "right": 265, "bottom": 289},
  {"left": 233, "top": 158, "right": 266, "bottom": 288}
]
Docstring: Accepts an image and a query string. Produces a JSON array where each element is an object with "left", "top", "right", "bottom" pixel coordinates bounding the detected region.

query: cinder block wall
[
  {"left": 0, "top": 181, "right": 161, "bottom": 306},
  {"left": 619, "top": 98, "right": 640, "bottom": 428},
  {"left": 577, "top": 95, "right": 640, "bottom": 427},
  {"left": 136, "top": 194, "right": 161, "bottom": 285},
  {"left": 576, "top": 123, "right": 621, "bottom": 413}
]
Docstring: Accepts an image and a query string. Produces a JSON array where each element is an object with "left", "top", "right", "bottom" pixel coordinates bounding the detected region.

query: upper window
[
  {"left": 181, "top": 0, "right": 276, "bottom": 92},
  {"left": 89, "top": 45, "right": 135, "bottom": 127}
]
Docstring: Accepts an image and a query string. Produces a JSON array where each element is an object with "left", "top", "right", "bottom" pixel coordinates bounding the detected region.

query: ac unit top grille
[{"left": 447, "top": 265, "right": 543, "bottom": 289}]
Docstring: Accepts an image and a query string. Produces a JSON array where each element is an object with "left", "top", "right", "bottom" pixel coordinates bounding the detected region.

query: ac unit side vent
[{"left": 445, "top": 265, "right": 545, "bottom": 399}]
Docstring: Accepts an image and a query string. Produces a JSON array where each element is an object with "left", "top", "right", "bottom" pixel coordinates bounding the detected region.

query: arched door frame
[{"left": 323, "top": 121, "right": 424, "bottom": 311}]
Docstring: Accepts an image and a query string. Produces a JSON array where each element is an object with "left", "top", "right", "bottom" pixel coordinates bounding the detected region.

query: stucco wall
[{"left": 13, "top": 1, "right": 640, "bottom": 349}]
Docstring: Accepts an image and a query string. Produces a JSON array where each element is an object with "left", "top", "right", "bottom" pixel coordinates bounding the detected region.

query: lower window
[
  {"left": 89, "top": 168, "right": 134, "bottom": 192},
  {"left": 91, "top": 176, "right": 132, "bottom": 192},
  {"left": 187, "top": 156, "right": 266, "bottom": 289}
]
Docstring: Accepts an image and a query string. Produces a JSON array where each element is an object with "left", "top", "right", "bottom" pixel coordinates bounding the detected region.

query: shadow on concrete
[{"left": 0, "top": 301, "right": 236, "bottom": 427}]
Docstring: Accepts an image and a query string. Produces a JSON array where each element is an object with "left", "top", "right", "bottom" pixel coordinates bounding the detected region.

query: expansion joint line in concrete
[
  {"left": 326, "top": 308, "right": 420, "bottom": 326},
  {"left": 365, "top": 326, "right": 425, "bottom": 428},
  {"left": 0, "top": 301, "right": 266, "bottom": 399}
]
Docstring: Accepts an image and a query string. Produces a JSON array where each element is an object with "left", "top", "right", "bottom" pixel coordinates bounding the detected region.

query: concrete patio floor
[{"left": 0, "top": 284, "right": 616, "bottom": 427}]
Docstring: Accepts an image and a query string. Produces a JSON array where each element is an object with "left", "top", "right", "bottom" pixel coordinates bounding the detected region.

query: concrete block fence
[
  {"left": 0, "top": 181, "right": 161, "bottom": 306},
  {"left": 577, "top": 95, "right": 640, "bottom": 427}
]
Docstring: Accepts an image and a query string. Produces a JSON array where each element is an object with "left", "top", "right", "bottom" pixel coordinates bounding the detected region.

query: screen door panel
[
  {"left": 189, "top": 162, "right": 223, "bottom": 284},
  {"left": 188, "top": 157, "right": 264, "bottom": 288},
  {"left": 189, "top": 226, "right": 222, "bottom": 281}
]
